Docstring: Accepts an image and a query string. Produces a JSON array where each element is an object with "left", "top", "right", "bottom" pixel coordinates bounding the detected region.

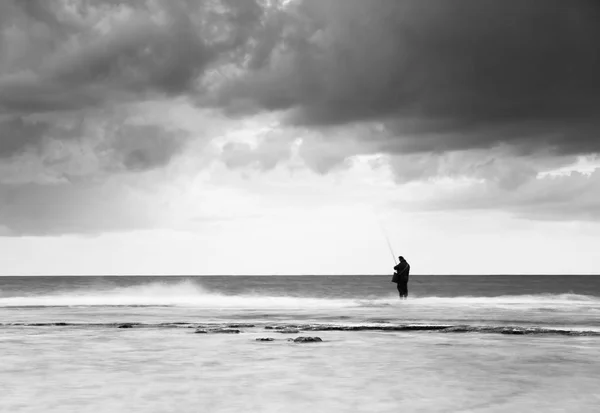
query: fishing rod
[
  {"left": 373, "top": 211, "right": 397, "bottom": 266},
  {"left": 381, "top": 225, "right": 397, "bottom": 266},
  {"left": 373, "top": 210, "right": 420, "bottom": 284}
]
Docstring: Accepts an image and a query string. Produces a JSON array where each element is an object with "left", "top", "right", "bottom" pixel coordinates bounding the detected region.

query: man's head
[{"left": 398, "top": 256, "right": 405, "bottom": 261}]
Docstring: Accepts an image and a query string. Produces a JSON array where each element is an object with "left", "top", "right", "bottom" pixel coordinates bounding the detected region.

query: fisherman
[{"left": 392, "top": 256, "right": 410, "bottom": 299}]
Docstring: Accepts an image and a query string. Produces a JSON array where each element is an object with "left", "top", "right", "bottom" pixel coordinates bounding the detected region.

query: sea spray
[
  {"left": 1, "top": 279, "right": 598, "bottom": 312},
  {"left": 0, "top": 279, "right": 363, "bottom": 309}
]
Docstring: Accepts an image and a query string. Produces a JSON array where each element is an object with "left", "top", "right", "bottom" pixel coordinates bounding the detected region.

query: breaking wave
[
  {"left": 0, "top": 280, "right": 360, "bottom": 309},
  {"left": 0, "top": 280, "right": 599, "bottom": 310}
]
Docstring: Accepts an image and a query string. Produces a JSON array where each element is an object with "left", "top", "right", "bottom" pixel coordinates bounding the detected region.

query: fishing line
[
  {"left": 372, "top": 209, "right": 419, "bottom": 285},
  {"left": 379, "top": 221, "right": 397, "bottom": 266},
  {"left": 372, "top": 209, "right": 397, "bottom": 266}
]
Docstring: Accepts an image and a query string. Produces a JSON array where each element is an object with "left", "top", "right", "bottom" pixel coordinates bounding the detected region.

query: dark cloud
[
  {"left": 3, "top": 0, "right": 600, "bottom": 234},
  {"left": 0, "top": 117, "right": 51, "bottom": 158},
  {"left": 0, "top": 0, "right": 268, "bottom": 173},
  {"left": 0, "top": 120, "right": 188, "bottom": 235},
  {"left": 387, "top": 150, "right": 555, "bottom": 189},
  {"left": 0, "top": 115, "right": 188, "bottom": 187},
  {"left": 211, "top": 0, "right": 600, "bottom": 156},
  {"left": 0, "top": 115, "right": 86, "bottom": 159},
  {"left": 0, "top": 0, "right": 270, "bottom": 236},
  {"left": 403, "top": 168, "right": 600, "bottom": 222},
  {"left": 0, "top": 5, "right": 207, "bottom": 113},
  {"left": 0, "top": 0, "right": 269, "bottom": 114},
  {"left": 108, "top": 124, "right": 188, "bottom": 172}
]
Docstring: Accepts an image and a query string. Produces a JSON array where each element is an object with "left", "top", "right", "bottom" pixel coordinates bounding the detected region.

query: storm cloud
[
  {"left": 0, "top": 0, "right": 270, "bottom": 114},
  {"left": 0, "top": 117, "right": 53, "bottom": 158},
  {"left": 212, "top": 0, "right": 600, "bottom": 156},
  {"left": 2, "top": 0, "right": 600, "bottom": 235},
  {"left": 0, "top": 0, "right": 268, "bottom": 234},
  {"left": 6, "top": 0, "right": 599, "bottom": 166}
]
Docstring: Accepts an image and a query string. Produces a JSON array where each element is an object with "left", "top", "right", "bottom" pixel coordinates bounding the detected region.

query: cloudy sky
[{"left": 1, "top": 0, "right": 599, "bottom": 275}]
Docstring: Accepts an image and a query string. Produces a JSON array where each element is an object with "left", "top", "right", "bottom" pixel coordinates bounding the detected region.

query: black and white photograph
[{"left": 1, "top": 1, "right": 600, "bottom": 411}]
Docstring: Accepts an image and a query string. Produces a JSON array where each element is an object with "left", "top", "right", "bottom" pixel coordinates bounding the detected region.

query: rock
[
  {"left": 195, "top": 328, "right": 241, "bottom": 334},
  {"left": 265, "top": 324, "right": 307, "bottom": 330},
  {"left": 211, "top": 329, "right": 241, "bottom": 334},
  {"left": 500, "top": 328, "right": 526, "bottom": 335},
  {"left": 256, "top": 338, "right": 275, "bottom": 342},
  {"left": 292, "top": 336, "right": 323, "bottom": 343},
  {"left": 304, "top": 324, "right": 450, "bottom": 332},
  {"left": 441, "top": 326, "right": 470, "bottom": 333},
  {"left": 117, "top": 323, "right": 134, "bottom": 329},
  {"left": 227, "top": 324, "right": 255, "bottom": 328},
  {"left": 277, "top": 329, "right": 300, "bottom": 334}
]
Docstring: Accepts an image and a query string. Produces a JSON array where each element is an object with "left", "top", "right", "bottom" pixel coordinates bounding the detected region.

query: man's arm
[{"left": 395, "top": 262, "right": 408, "bottom": 275}]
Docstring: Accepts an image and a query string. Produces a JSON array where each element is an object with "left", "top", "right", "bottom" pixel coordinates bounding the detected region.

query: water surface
[{"left": 2, "top": 275, "right": 599, "bottom": 412}]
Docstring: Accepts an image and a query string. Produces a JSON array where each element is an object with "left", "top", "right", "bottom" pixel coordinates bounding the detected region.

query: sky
[{"left": 1, "top": 0, "right": 600, "bottom": 275}]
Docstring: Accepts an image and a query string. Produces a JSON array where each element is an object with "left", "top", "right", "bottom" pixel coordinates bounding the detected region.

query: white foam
[
  {"left": 0, "top": 280, "right": 361, "bottom": 309},
  {"left": 407, "top": 293, "right": 600, "bottom": 310},
  {"left": 0, "top": 280, "right": 598, "bottom": 311}
]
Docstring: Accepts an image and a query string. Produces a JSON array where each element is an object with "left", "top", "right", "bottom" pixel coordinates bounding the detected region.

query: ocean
[{"left": 1, "top": 275, "right": 600, "bottom": 412}]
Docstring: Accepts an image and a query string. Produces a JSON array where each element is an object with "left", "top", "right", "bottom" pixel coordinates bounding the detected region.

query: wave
[
  {"left": 0, "top": 280, "right": 360, "bottom": 309},
  {"left": 406, "top": 293, "right": 600, "bottom": 307},
  {"left": 1, "top": 280, "right": 599, "bottom": 309}
]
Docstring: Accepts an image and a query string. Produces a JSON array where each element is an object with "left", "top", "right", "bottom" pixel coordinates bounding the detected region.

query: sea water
[{"left": 1, "top": 275, "right": 600, "bottom": 412}]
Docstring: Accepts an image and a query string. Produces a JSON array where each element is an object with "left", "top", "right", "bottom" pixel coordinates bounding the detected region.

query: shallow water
[{"left": 2, "top": 275, "right": 600, "bottom": 412}]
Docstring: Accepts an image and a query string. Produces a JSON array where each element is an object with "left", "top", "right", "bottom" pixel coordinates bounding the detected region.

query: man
[{"left": 392, "top": 256, "right": 410, "bottom": 299}]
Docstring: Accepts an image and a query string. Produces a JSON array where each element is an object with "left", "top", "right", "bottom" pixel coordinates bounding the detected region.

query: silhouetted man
[{"left": 392, "top": 256, "right": 410, "bottom": 299}]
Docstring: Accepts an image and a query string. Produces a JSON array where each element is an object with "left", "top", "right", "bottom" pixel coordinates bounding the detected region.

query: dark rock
[
  {"left": 25, "top": 322, "right": 70, "bottom": 326},
  {"left": 394, "top": 325, "right": 450, "bottom": 331},
  {"left": 500, "top": 328, "right": 526, "bottom": 335},
  {"left": 117, "top": 323, "right": 134, "bottom": 329},
  {"left": 256, "top": 338, "right": 275, "bottom": 342},
  {"left": 441, "top": 326, "right": 470, "bottom": 333},
  {"left": 265, "top": 324, "right": 309, "bottom": 330},
  {"left": 195, "top": 328, "right": 241, "bottom": 334},
  {"left": 302, "top": 324, "right": 453, "bottom": 332},
  {"left": 293, "top": 336, "right": 323, "bottom": 343},
  {"left": 211, "top": 329, "right": 241, "bottom": 334},
  {"left": 227, "top": 324, "right": 255, "bottom": 328},
  {"left": 278, "top": 329, "right": 300, "bottom": 334},
  {"left": 158, "top": 322, "right": 189, "bottom": 326}
]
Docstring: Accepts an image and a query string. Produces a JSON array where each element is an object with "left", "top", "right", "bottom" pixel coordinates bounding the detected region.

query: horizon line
[{"left": 1, "top": 273, "right": 599, "bottom": 277}]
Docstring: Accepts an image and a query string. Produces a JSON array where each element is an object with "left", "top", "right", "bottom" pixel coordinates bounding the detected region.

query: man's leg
[
  {"left": 396, "top": 283, "right": 403, "bottom": 298},
  {"left": 400, "top": 280, "right": 408, "bottom": 298}
]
